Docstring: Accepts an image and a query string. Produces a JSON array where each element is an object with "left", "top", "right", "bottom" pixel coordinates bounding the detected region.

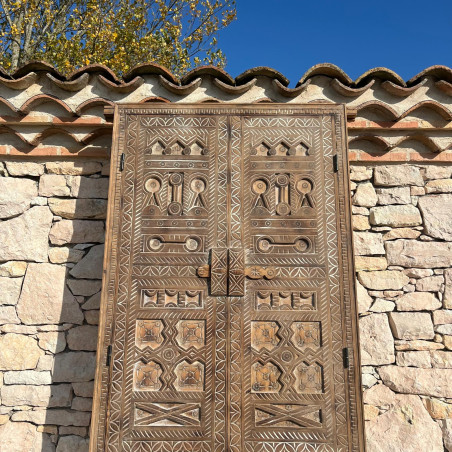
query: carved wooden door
[{"left": 91, "top": 105, "right": 365, "bottom": 452}]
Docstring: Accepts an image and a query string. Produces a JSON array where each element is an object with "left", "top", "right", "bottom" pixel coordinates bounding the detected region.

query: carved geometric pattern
[
  {"left": 135, "top": 402, "right": 201, "bottom": 427},
  {"left": 228, "top": 248, "right": 245, "bottom": 296},
  {"left": 294, "top": 362, "right": 324, "bottom": 394},
  {"left": 251, "top": 362, "right": 282, "bottom": 393},
  {"left": 255, "top": 290, "right": 316, "bottom": 310},
  {"left": 142, "top": 289, "right": 203, "bottom": 308},
  {"left": 176, "top": 320, "right": 205, "bottom": 350},
  {"left": 136, "top": 320, "right": 164, "bottom": 349},
  {"left": 134, "top": 361, "right": 163, "bottom": 391},
  {"left": 174, "top": 360, "right": 205, "bottom": 392},
  {"left": 251, "top": 321, "right": 280, "bottom": 352},
  {"left": 254, "top": 404, "right": 322, "bottom": 429},
  {"left": 291, "top": 322, "right": 321, "bottom": 352},
  {"left": 210, "top": 248, "right": 228, "bottom": 296}
]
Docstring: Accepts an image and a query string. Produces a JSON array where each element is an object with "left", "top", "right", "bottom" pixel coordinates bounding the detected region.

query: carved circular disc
[
  {"left": 168, "top": 202, "right": 182, "bottom": 215},
  {"left": 191, "top": 178, "right": 206, "bottom": 193},
  {"left": 257, "top": 237, "right": 271, "bottom": 252},
  {"left": 294, "top": 238, "right": 310, "bottom": 253},
  {"left": 148, "top": 237, "right": 163, "bottom": 251},
  {"left": 169, "top": 173, "right": 183, "bottom": 186},
  {"left": 296, "top": 179, "right": 313, "bottom": 194},
  {"left": 252, "top": 179, "right": 268, "bottom": 195},
  {"left": 275, "top": 174, "right": 290, "bottom": 187},
  {"left": 144, "top": 177, "right": 161, "bottom": 193},
  {"left": 276, "top": 202, "right": 291, "bottom": 216},
  {"left": 185, "top": 237, "right": 200, "bottom": 251}
]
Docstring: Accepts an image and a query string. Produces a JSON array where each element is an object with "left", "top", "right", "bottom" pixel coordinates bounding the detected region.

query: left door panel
[{"left": 91, "top": 111, "right": 229, "bottom": 452}]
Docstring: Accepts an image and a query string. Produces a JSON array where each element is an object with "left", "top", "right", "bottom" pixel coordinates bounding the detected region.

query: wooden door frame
[{"left": 89, "top": 103, "right": 365, "bottom": 452}]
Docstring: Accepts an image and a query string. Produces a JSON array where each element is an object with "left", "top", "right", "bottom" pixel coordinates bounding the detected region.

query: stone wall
[{"left": 0, "top": 159, "right": 450, "bottom": 451}]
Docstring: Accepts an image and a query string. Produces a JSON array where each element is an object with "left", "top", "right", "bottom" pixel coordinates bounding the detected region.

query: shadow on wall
[{"left": 0, "top": 159, "right": 109, "bottom": 451}]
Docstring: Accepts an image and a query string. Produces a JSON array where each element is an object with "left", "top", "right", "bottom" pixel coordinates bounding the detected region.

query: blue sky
[{"left": 218, "top": 0, "right": 452, "bottom": 85}]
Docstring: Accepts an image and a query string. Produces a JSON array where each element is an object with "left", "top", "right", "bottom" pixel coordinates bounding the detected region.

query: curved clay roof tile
[
  {"left": 235, "top": 67, "right": 289, "bottom": 86},
  {"left": 354, "top": 67, "right": 405, "bottom": 87},
  {"left": 13, "top": 60, "right": 63, "bottom": 80},
  {"left": 181, "top": 65, "right": 233, "bottom": 85},
  {"left": 408, "top": 65, "right": 452, "bottom": 86},
  {"left": 297, "top": 63, "right": 352, "bottom": 86},
  {"left": 123, "top": 62, "right": 178, "bottom": 84},
  {"left": 68, "top": 64, "right": 119, "bottom": 83}
]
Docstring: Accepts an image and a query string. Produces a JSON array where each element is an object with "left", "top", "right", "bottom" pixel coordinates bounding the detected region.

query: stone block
[
  {"left": 68, "top": 176, "right": 109, "bottom": 198},
  {"left": 38, "top": 331, "right": 67, "bottom": 353},
  {"left": 17, "top": 263, "right": 84, "bottom": 325},
  {"left": 376, "top": 186, "right": 411, "bottom": 205},
  {"left": 379, "top": 366, "right": 452, "bottom": 398},
  {"left": 67, "top": 279, "right": 102, "bottom": 296},
  {"left": 445, "top": 269, "right": 452, "bottom": 309},
  {"left": 46, "top": 161, "right": 102, "bottom": 175},
  {"left": 71, "top": 396, "right": 93, "bottom": 412},
  {"left": 358, "top": 270, "right": 409, "bottom": 290},
  {"left": 374, "top": 165, "right": 424, "bottom": 187},
  {"left": 5, "top": 161, "right": 45, "bottom": 176},
  {"left": 0, "top": 261, "right": 27, "bottom": 277},
  {"left": 418, "top": 194, "right": 452, "bottom": 240},
  {"left": 350, "top": 166, "right": 372, "bottom": 181},
  {"left": 0, "top": 333, "right": 43, "bottom": 370},
  {"left": 1, "top": 384, "right": 72, "bottom": 407},
  {"left": 382, "top": 228, "right": 421, "bottom": 241},
  {"left": 365, "top": 393, "right": 443, "bottom": 452},
  {"left": 433, "top": 310, "right": 452, "bottom": 325},
  {"left": 69, "top": 244, "right": 104, "bottom": 279},
  {"left": 56, "top": 435, "right": 89, "bottom": 452},
  {"left": 0, "top": 306, "right": 20, "bottom": 324},
  {"left": 423, "top": 166, "right": 452, "bottom": 180},
  {"left": 73, "top": 381, "right": 94, "bottom": 398},
  {"left": 389, "top": 312, "right": 434, "bottom": 340},
  {"left": 359, "top": 314, "right": 395, "bottom": 365},
  {"left": 396, "top": 351, "right": 431, "bottom": 368},
  {"left": 370, "top": 298, "right": 395, "bottom": 312},
  {"left": 52, "top": 352, "right": 96, "bottom": 382},
  {"left": 48, "top": 198, "right": 107, "bottom": 219},
  {"left": 430, "top": 351, "right": 452, "bottom": 369},
  {"left": 352, "top": 182, "right": 377, "bottom": 207},
  {"left": 395, "top": 292, "right": 441, "bottom": 311},
  {"left": 352, "top": 215, "right": 370, "bottom": 231},
  {"left": 0, "top": 421, "right": 55, "bottom": 452},
  {"left": 369, "top": 205, "right": 422, "bottom": 227},
  {"left": 12, "top": 409, "right": 91, "bottom": 426},
  {"left": 67, "top": 325, "right": 98, "bottom": 351},
  {"left": 395, "top": 340, "right": 444, "bottom": 351},
  {"left": 82, "top": 292, "right": 101, "bottom": 310},
  {"left": 0, "top": 277, "right": 23, "bottom": 306},
  {"left": 0, "top": 177, "right": 38, "bottom": 219},
  {"left": 356, "top": 279, "right": 372, "bottom": 313},
  {"left": 386, "top": 240, "right": 452, "bottom": 268},
  {"left": 3, "top": 370, "right": 52, "bottom": 385},
  {"left": 354, "top": 256, "right": 387, "bottom": 271},
  {"left": 39, "top": 174, "right": 70, "bottom": 197},
  {"left": 416, "top": 275, "right": 443, "bottom": 292},
  {"left": 425, "top": 179, "right": 452, "bottom": 193},
  {"left": 49, "top": 247, "right": 85, "bottom": 264},
  {"left": 84, "top": 310, "right": 99, "bottom": 325},
  {"left": 0, "top": 206, "right": 52, "bottom": 262},
  {"left": 353, "top": 232, "right": 384, "bottom": 256},
  {"left": 49, "top": 219, "right": 105, "bottom": 245}
]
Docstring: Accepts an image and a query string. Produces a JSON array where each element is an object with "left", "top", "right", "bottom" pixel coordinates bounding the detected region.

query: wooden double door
[{"left": 91, "top": 105, "right": 364, "bottom": 452}]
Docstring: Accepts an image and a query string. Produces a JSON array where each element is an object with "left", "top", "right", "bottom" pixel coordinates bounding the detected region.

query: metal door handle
[{"left": 197, "top": 248, "right": 277, "bottom": 296}]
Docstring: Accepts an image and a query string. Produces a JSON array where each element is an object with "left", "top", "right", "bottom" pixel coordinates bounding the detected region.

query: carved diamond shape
[
  {"left": 134, "top": 361, "right": 163, "bottom": 391},
  {"left": 291, "top": 322, "right": 321, "bottom": 352},
  {"left": 251, "top": 321, "right": 280, "bottom": 352},
  {"left": 174, "top": 360, "right": 204, "bottom": 392},
  {"left": 176, "top": 320, "right": 205, "bottom": 350},
  {"left": 251, "top": 361, "right": 282, "bottom": 393}
]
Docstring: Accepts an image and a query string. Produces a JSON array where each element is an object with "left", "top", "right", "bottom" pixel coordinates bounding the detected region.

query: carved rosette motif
[{"left": 92, "top": 106, "right": 364, "bottom": 452}]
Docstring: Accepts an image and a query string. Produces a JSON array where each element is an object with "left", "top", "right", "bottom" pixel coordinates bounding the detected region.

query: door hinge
[
  {"left": 119, "top": 153, "right": 125, "bottom": 171},
  {"left": 106, "top": 344, "right": 112, "bottom": 367},
  {"left": 333, "top": 154, "right": 339, "bottom": 172},
  {"left": 342, "top": 347, "right": 350, "bottom": 368}
]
